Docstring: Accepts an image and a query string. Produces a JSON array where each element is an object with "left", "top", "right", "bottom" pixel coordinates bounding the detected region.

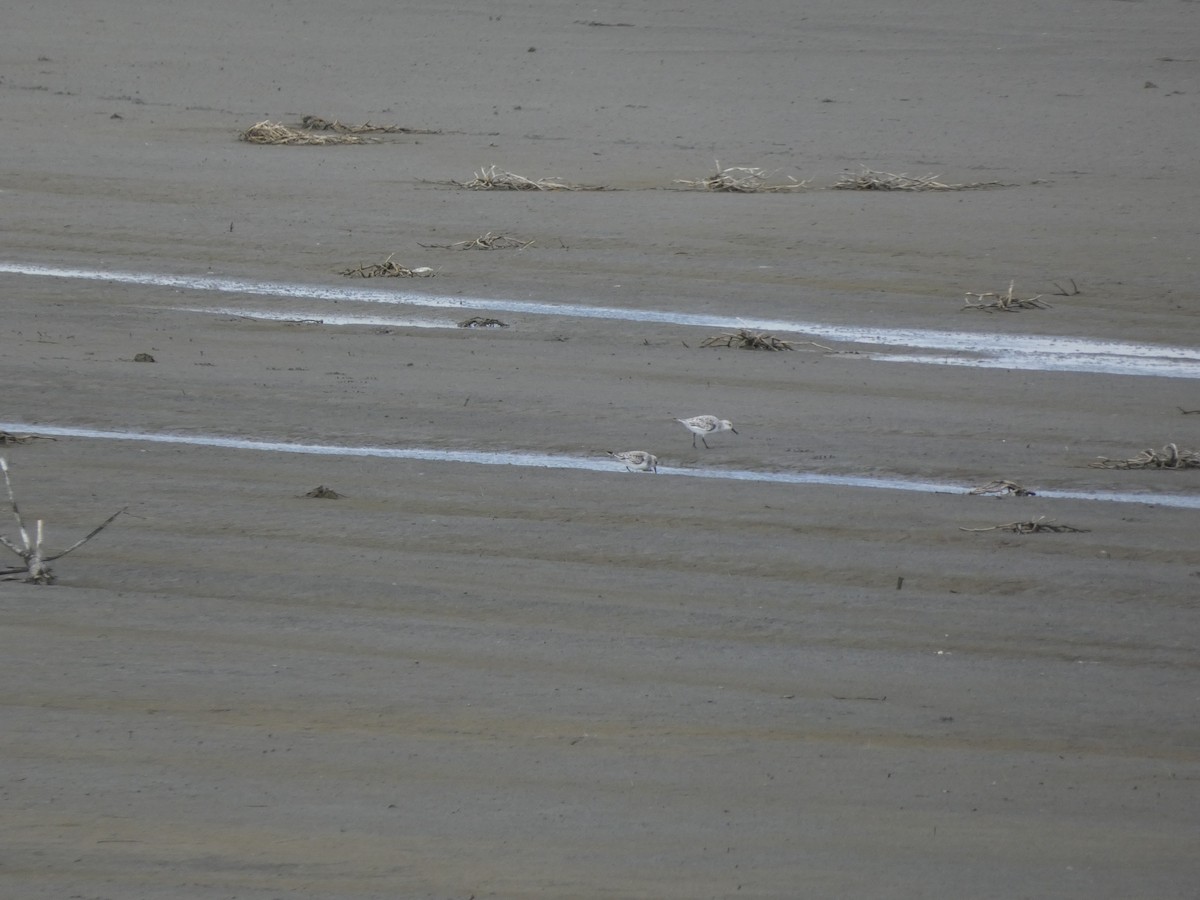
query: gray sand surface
[{"left": 2, "top": 2, "right": 1198, "bottom": 897}]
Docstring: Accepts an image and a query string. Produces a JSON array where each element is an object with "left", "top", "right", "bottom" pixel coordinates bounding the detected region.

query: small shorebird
[
  {"left": 675, "top": 415, "right": 737, "bottom": 449},
  {"left": 607, "top": 450, "right": 659, "bottom": 473}
]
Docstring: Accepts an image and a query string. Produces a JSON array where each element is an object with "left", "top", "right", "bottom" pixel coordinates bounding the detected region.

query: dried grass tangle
[
  {"left": 834, "top": 167, "right": 1000, "bottom": 191},
  {"left": 960, "top": 517, "right": 1088, "bottom": 534},
  {"left": 962, "top": 280, "right": 1050, "bottom": 312},
  {"left": 1089, "top": 443, "right": 1200, "bottom": 469},
  {"left": 238, "top": 120, "right": 371, "bottom": 145},
  {"left": 456, "top": 165, "right": 603, "bottom": 191},
  {"left": 300, "top": 115, "right": 439, "bottom": 135},
  {"left": 421, "top": 232, "right": 535, "bottom": 250},
  {"left": 675, "top": 162, "right": 809, "bottom": 193},
  {"left": 340, "top": 254, "right": 436, "bottom": 278},
  {"left": 700, "top": 329, "right": 795, "bottom": 351}
]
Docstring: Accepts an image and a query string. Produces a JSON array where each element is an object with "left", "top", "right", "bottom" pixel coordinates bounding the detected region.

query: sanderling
[
  {"left": 607, "top": 450, "right": 659, "bottom": 473},
  {"left": 675, "top": 415, "right": 738, "bottom": 449}
]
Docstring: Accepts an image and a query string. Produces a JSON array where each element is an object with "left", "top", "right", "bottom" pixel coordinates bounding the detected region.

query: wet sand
[{"left": 2, "top": 2, "right": 1198, "bottom": 897}]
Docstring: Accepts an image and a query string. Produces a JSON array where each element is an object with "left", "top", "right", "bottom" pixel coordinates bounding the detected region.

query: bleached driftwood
[{"left": 0, "top": 457, "right": 125, "bottom": 585}]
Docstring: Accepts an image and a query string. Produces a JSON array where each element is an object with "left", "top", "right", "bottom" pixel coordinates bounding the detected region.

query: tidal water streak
[
  {"left": 4, "top": 262, "right": 1199, "bottom": 378},
  {"left": 4, "top": 423, "right": 1198, "bottom": 509}
]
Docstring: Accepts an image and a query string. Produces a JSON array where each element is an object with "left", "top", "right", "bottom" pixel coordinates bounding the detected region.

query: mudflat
[{"left": 2, "top": 2, "right": 1198, "bottom": 898}]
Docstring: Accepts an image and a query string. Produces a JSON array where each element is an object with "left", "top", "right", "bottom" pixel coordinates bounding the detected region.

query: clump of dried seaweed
[
  {"left": 420, "top": 232, "right": 535, "bottom": 250},
  {"left": 0, "top": 431, "right": 56, "bottom": 446},
  {"left": 458, "top": 316, "right": 509, "bottom": 328},
  {"left": 1089, "top": 443, "right": 1200, "bottom": 469},
  {"left": 238, "top": 120, "right": 372, "bottom": 145},
  {"left": 962, "top": 280, "right": 1050, "bottom": 312},
  {"left": 302, "top": 485, "right": 344, "bottom": 499},
  {"left": 300, "top": 115, "right": 440, "bottom": 135},
  {"left": 833, "top": 167, "right": 1001, "bottom": 191},
  {"left": 340, "top": 254, "right": 436, "bottom": 278},
  {"left": 960, "top": 517, "right": 1088, "bottom": 534},
  {"left": 701, "top": 329, "right": 795, "bottom": 351},
  {"left": 456, "top": 165, "right": 605, "bottom": 191},
  {"left": 969, "top": 480, "right": 1037, "bottom": 497},
  {"left": 675, "top": 162, "right": 809, "bottom": 193}
]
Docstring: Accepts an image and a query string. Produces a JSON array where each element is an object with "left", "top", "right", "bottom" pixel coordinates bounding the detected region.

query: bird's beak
[{"left": 731, "top": 427, "right": 739, "bottom": 434}]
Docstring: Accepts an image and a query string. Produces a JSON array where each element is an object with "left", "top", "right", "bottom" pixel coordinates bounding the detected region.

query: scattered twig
[
  {"left": 0, "top": 457, "right": 125, "bottom": 584},
  {"left": 299, "top": 115, "right": 440, "bottom": 135},
  {"left": 420, "top": 232, "right": 535, "bottom": 250},
  {"left": 455, "top": 165, "right": 605, "bottom": 191},
  {"left": 1089, "top": 443, "right": 1200, "bottom": 469},
  {"left": 969, "top": 479, "right": 1037, "bottom": 497},
  {"left": 340, "top": 253, "right": 436, "bottom": 278},
  {"left": 962, "top": 280, "right": 1050, "bottom": 312},
  {"left": 458, "top": 316, "right": 509, "bottom": 328},
  {"left": 960, "top": 517, "right": 1089, "bottom": 534},
  {"left": 1178, "top": 407, "right": 1200, "bottom": 415},
  {"left": 238, "top": 120, "right": 372, "bottom": 145},
  {"left": 674, "top": 162, "right": 809, "bottom": 193},
  {"left": 833, "top": 167, "right": 1002, "bottom": 191},
  {"left": 1051, "top": 278, "right": 1080, "bottom": 296}
]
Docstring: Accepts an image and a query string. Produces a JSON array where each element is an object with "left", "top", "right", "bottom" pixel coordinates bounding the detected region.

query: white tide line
[
  {"left": 4, "top": 261, "right": 1199, "bottom": 378},
  {"left": 4, "top": 423, "right": 1198, "bottom": 509}
]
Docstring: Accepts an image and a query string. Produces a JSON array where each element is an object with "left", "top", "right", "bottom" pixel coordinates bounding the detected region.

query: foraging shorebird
[
  {"left": 675, "top": 415, "right": 738, "bottom": 449},
  {"left": 607, "top": 450, "right": 659, "bottom": 473}
]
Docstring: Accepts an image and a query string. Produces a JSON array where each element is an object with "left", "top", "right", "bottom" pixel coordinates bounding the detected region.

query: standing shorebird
[
  {"left": 607, "top": 450, "right": 659, "bottom": 473},
  {"left": 675, "top": 415, "right": 738, "bottom": 449}
]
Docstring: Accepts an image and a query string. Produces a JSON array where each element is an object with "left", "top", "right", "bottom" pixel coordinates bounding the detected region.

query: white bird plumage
[
  {"left": 675, "top": 415, "right": 738, "bottom": 449},
  {"left": 607, "top": 450, "right": 659, "bottom": 473}
]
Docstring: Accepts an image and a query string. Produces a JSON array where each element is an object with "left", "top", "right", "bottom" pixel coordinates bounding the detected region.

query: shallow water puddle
[
  {"left": 5, "top": 423, "right": 1198, "bottom": 509},
  {"left": 4, "top": 262, "right": 1199, "bottom": 379}
]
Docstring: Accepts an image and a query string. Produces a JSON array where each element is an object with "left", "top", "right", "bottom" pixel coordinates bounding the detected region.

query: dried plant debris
[
  {"left": 1089, "top": 443, "right": 1200, "bottom": 469},
  {"left": 1178, "top": 407, "right": 1200, "bottom": 415},
  {"left": 0, "top": 432, "right": 57, "bottom": 446},
  {"left": 0, "top": 457, "right": 125, "bottom": 584},
  {"left": 421, "top": 232, "right": 535, "bottom": 250},
  {"left": 701, "top": 329, "right": 795, "bottom": 351},
  {"left": 458, "top": 316, "right": 509, "bottom": 328},
  {"left": 969, "top": 479, "right": 1037, "bottom": 497},
  {"left": 299, "top": 115, "right": 440, "bottom": 135},
  {"left": 675, "top": 163, "right": 809, "bottom": 193},
  {"left": 962, "top": 280, "right": 1050, "bottom": 312},
  {"left": 960, "top": 517, "right": 1089, "bottom": 534},
  {"left": 455, "top": 165, "right": 605, "bottom": 191},
  {"left": 238, "top": 120, "right": 372, "bottom": 145},
  {"left": 833, "top": 167, "right": 1002, "bottom": 191},
  {"left": 302, "top": 485, "right": 344, "bottom": 499},
  {"left": 340, "top": 254, "right": 436, "bottom": 278}
]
